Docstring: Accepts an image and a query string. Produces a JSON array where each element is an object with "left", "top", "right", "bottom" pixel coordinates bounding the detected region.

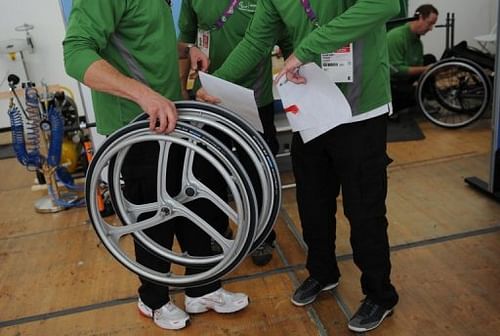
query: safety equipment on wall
[{"left": 85, "top": 101, "right": 281, "bottom": 288}]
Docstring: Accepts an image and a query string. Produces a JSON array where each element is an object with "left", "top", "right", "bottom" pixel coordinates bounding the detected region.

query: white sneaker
[
  {"left": 185, "top": 288, "right": 249, "bottom": 314},
  {"left": 137, "top": 298, "right": 190, "bottom": 330}
]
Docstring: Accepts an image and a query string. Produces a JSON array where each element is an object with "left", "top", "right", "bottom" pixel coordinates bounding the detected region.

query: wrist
[{"left": 130, "top": 81, "right": 154, "bottom": 105}]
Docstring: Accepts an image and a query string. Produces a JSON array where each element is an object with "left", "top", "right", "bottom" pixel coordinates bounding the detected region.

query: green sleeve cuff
[
  {"left": 293, "top": 47, "right": 314, "bottom": 65},
  {"left": 391, "top": 64, "right": 410, "bottom": 77},
  {"left": 400, "top": 65, "right": 409, "bottom": 74},
  {"left": 178, "top": 31, "right": 196, "bottom": 44},
  {"left": 64, "top": 45, "right": 102, "bottom": 83}
]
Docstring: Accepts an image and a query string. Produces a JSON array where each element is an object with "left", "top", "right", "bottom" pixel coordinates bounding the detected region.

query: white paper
[
  {"left": 198, "top": 71, "right": 263, "bottom": 132},
  {"left": 275, "top": 63, "right": 352, "bottom": 143}
]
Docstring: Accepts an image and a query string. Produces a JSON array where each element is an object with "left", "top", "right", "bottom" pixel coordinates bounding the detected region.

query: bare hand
[
  {"left": 137, "top": 89, "right": 178, "bottom": 133},
  {"left": 196, "top": 87, "right": 221, "bottom": 104},
  {"left": 189, "top": 47, "right": 210, "bottom": 72},
  {"left": 275, "top": 54, "right": 306, "bottom": 84}
]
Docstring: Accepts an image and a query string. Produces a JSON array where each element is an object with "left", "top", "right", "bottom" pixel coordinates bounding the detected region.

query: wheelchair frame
[{"left": 416, "top": 13, "right": 496, "bottom": 128}]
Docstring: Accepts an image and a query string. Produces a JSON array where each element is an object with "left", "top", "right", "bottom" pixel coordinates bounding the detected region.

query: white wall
[
  {"left": 0, "top": 0, "right": 84, "bottom": 129},
  {"left": 410, "top": 0, "right": 498, "bottom": 57}
]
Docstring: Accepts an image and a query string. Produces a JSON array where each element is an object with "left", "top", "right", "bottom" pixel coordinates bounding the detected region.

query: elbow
[
  {"left": 63, "top": 58, "right": 76, "bottom": 80},
  {"left": 62, "top": 42, "right": 100, "bottom": 83},
  {"left": 62, "top": 44, "right": 78, "bottom": 80},
  {"left": 63, "top": 59, "right": 81, "bottom": 83}
]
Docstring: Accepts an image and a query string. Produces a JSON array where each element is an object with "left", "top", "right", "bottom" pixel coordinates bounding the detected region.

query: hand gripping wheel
[{"left": 85, "top": 102, "right": 281, "bottom": 288}]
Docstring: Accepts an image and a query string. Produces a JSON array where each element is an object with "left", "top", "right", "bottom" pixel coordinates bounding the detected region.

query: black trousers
[
  {"left": 391, "top": 76, "right": 419, "bottom": 113},
  {"left": 122, "top": 140, "right": 226, "bottom": 310},
  {"left": 291, "top": 114, "right": 399, "bottom": 309}
]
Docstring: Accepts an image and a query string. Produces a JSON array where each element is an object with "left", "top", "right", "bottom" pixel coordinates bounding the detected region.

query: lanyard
[
  {"left": 299, "top": 0, "right": 320, "bottom": 27},
  {"left": 214, "top": 0, "right": 241, "bottom": 30}
]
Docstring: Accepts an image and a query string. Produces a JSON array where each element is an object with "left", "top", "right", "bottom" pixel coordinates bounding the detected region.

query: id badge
[
  {"left": 321, "top": 43, "right": 353, "bottom": 83},
  {"left": 197, "top": 29, "right": 210, "bottom": 56}
]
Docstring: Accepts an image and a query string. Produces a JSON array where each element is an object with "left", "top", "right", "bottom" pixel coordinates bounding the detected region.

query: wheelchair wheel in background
[{"left": 416, "top": 58, "right": 491, "bottom": 128}]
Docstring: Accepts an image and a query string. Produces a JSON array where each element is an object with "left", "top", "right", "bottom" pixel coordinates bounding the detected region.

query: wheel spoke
[{"left": 85, "top": 102, "right": 282, "bottom": 287}]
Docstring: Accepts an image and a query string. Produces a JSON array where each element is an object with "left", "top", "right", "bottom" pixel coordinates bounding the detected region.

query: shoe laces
[
  {"left": 202, "top": 289, "right": 227, "bottom": 305},
  {"left": 156, "top": 302, "right": 184, "bottom": 316},
  {"left": 164, "top": 302, "right": 178, "bottom": 312},
  {"left": 357, "top": 299, "right": 378, "bottom": 318},
  {"left": 301, "top": 277, "right": 320, "bottom": 290}
]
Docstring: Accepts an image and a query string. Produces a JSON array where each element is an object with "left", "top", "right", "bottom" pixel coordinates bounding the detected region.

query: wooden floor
[{"left": 1, "top": 117, "right": 499, "bottom": 335}]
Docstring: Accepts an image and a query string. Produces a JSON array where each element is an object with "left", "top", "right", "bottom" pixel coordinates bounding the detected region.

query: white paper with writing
[{"left": 275, "top": 63, "right": 352, "bottom": 142}]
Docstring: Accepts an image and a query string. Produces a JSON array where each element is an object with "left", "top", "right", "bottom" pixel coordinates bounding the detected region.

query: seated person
[{"left": 387, "top": 4, "right": 439, "bottom": 118}]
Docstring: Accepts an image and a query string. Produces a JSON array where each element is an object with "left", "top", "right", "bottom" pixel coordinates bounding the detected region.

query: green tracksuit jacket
[
  {"left": 387, "top": 23, "right": 423, "bottom": 78},
  {"left": 63, "top": 0, "right": 182, "bottom": 135},
  {"left": 178, "top": 0, "right": 274, "bottom": 107},
  {"left": 213, "top": 0, "right": 400, "bottom": 117}
]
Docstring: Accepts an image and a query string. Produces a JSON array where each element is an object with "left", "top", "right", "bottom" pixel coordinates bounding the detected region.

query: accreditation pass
[
  {"left": 321, "top": 43, "right": 353, "bottom": 83},
  {"left": 197, "top": 29, "right": 210, "bottom": 56}
]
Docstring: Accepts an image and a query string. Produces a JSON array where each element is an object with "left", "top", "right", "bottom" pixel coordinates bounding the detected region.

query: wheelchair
[{"left": 415, "top": 20, "right": 496, "bottom": 129}]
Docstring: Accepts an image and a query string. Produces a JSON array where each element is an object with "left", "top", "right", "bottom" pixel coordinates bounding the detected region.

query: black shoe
[
  {"left": 291, "top": 277, "right": 339, "bottom": 306},
  {"left": 348, "top": 298, "right": 394, "bottom": 332},
  {"left": 250, "top": 241, "right": 275, "bottom": 266}
]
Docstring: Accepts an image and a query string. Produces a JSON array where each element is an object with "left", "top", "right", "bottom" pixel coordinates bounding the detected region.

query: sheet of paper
[
  {"left": 198, "top": 71, "right": 263, "bottom": 132},
  {"left": 275, "top": 63, "right": 352, "bottom": 142}
]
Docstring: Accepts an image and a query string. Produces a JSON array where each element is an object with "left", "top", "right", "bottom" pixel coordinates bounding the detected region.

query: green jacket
[
  {"left": 63, "top": 0, "right": 182, "bottom": 135},
  {"left": 387, "top": 23, "right": 423, "bottom": 77},
  {"left": 213, "top": 0, "right": 400, "bottom": 117},
  {"left": 178, "top": 0, "right": 275, "bottom": 107}
]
